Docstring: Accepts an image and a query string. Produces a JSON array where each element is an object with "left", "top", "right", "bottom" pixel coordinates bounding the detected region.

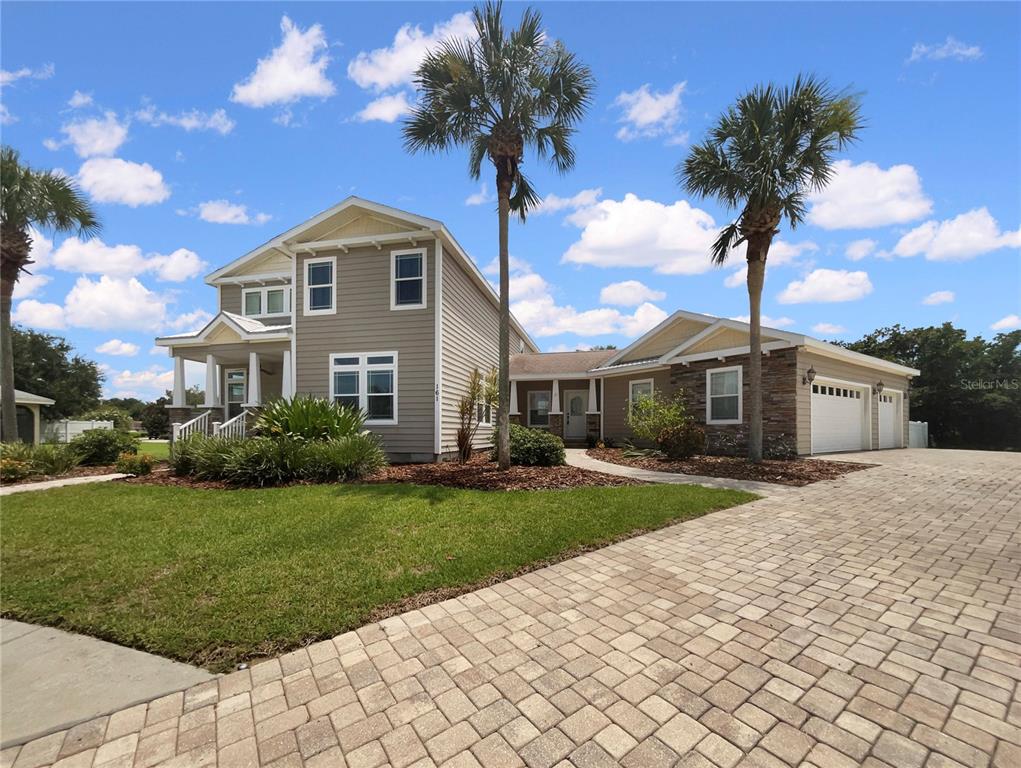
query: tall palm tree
[
  {"left": 678, "top": 76, "right": 862, "bottom": 462},
  {"left": 402, "top": 1, "right": 594, "bottom": 469},
  {"left": 1, "top": 146, "right": 100, "bottom": 442}
]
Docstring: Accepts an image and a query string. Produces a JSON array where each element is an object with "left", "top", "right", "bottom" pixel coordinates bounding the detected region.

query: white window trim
[
  {"left": 527, "top": 390, "right": 552, "bottom": 428},
  {"left": 628, "top": 378, "right": 655, "bottom": 413},
  {"left": 390, "top": 247, "right": 427, "bottom": 311},
  {"left": 476, "top": 401, "right": 493, "bottom": 427},
  {"left": 706, "top": 365, "right": 743, "bottom": 425},
  {"left": 242, "top": 285, "right": 292, "bottom": 319},
  {"left": 329, "top": 351, "right": 398, "bottom": 426},
  {"left": 304, "top": 256, "right": 337, "bottom": 316}
]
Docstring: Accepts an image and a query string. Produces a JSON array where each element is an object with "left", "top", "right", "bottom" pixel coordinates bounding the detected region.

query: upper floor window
[
  {"left": 305, "top": 257, "right": 336, "bottom": 316},
  {"left": 391, "top": 248, "right": 426, "bottom": 310},
  {"left": 707, "top": 365, "right": 742, "bottom": 424},
  {"left": 330, "top": 352, "right": 398, "bottom": 425},
  {"left": 242, "top": 285, "right": 291, "bottom": 318}
]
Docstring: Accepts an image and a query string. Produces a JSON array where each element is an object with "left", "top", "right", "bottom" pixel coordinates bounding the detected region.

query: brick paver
[{"left": 7, "top": 448, "right": 1020, "bottom": 767}]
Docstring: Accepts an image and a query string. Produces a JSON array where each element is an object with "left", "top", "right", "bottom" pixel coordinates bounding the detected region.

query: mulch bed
[
  {"left": 588, "top": 447, "right": 873, "bottom": 487},
  {"left": 3, "top": 464, "right": 120, "bottom": 487}
]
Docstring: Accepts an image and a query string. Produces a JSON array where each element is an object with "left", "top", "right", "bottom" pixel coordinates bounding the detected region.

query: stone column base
[{"left": 549, "top": 413, "right": 564, "bottom": 438}]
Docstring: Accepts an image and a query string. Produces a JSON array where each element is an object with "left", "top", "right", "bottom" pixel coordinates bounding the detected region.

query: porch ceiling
[{"left": 169, "top": 340, "right": 290, "bottom": 366}]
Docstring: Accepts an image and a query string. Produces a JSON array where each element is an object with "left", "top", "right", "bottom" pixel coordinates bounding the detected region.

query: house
[
  {"left": 510, "top": 311, "right": 920, "bottom": 455},
  {"left": 1, "top": 388, "right": 55, "bottom": 445},
  {"left": 157, "top": 198, "right": 918, "bottom": 460},
  {"left": 155, "top": 197, "right": 538, "bottom": 462}
]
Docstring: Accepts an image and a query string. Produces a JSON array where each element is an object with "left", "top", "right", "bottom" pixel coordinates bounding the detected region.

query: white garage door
[
  {"left": 879, "top": 392, "right": 901, "bottom": 448},
  {"left": 812, "top": 382, "right": 866, "bottom": 453}
]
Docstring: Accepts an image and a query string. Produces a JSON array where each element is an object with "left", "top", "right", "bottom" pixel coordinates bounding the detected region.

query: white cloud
[
  {"left": 47, "top": 111, "right": 129, "bottom": 157},
  {"left": 507, "top": 272, "right": 550, "bottom": 302},
  {"left": 908, "top": 36, "right": 983, "bottom": 64},
  {"left": 807, "top": 160, "right": 932, "bottom": 230},
  {"left": 546, "top": 343, "right": 594, "bottom": 353},
  {"left": 149, "top": 346, "right": 167, "bottom": 356},
  {"left": 50, "top": 238, "right": 205, "bottom": 282},
  {"left": 731, "top": 314, "right": 795, "bottom": 329},
  {"left": 845, "top": 238, "right": 877, "bottom": 261},
  {"left": 561, "top": 194, "right": 740, "bottom": 275},
  {"left": 536, "top": 188, "right": 603, "bottom": 216},
  {"left": 723, "top": 240, "right": 817, "bottom": 288},
  {"left": 354, "top": 92, "right": 413, "bottom": 123},
  {"left": 0, "top": 104, "right": 17, "bottom": 125},
  {"left": 12, "top": 273, "right": 52, "bottom": 300},
  {"left": 482, "top": 255, "right": 531, "bottom": 276},
  {"left": 231, "top": 16, "right": 336, "bottom": 108},
  {"left": 148, "top": 248, "right": 207, "bottom": 282},
  {"left": 778, "top": 269, "right": 873, "bottom": 304},
  {"left": 613, "top": 82, "right": 687, "bottom": 143},
  {"left": 196, "top": 199, "right": 271, "bottom": 225},
  {"left": 893, "top": 208, "right": 1021, "bottom": 261},
  {"left": 465, "top": 182, "right": 495, "bottom": 207},
  {"left": 77, "top": 158, "right": 170, "bottom": 206},
  {"left": 136, "top": 105, "right": 235, "bottom": 135},
  {"left": 12, "top": 300, "right": 65, "bottom": 329},
  {"left": 600, "top": 280, "right": 666, "bottom": 307},
  {"left": 64, "top": 276, "right": 169, "bottom": 331},
  {"left": 111, "top": 366, "right": 174, "bottom": 393},
  {"left": 68, "top": 90, "right": 93, "bottom": 108},
  {"left": 991, "top": 314, "right": 1021, "bottom": 331},
  {"left": 167, "top": 309, "right": 213, "bottom": 333},
  {"left": 96, "top": 339, "right": 140, "bottom": 357},
  {"left": 348, "top": 13, "right": 475, "bottom": 92},
  {"left": 0, "top": 63, "right": 54, "bottom": 86},
  {"left": 812, "top": 322, "right": 847, "bottom": 335},
  {"left": 922, "top": 290, "right": 955, "bottom": 306},
  {"left": 27, "top": 227, "right": 54, "bottom": 268}
]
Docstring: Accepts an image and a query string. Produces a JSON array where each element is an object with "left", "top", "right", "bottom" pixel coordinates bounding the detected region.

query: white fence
[
  {"left": 42, "top": 419, "right": 115, "bottom": 443},
  {"left": 909, "top": 421, "right": 929, "bottom": 448}
]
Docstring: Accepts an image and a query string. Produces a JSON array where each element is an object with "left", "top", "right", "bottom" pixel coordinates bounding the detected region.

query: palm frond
[{"left": 710, "top": 221, "right": 743, "bottom": 266}]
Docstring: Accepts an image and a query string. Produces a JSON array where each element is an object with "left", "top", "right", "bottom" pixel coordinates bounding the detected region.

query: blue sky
[{"left": 2, "top": 2, "right": 1019, "bottom": 399}]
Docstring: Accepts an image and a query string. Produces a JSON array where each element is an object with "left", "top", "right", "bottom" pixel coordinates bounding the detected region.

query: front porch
[{"left": 510, "top": 376, "right": 602, "bottom": 446}]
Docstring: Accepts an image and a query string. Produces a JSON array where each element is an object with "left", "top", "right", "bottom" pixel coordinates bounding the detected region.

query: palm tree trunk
[
  {"left": 495, "top": 169, "right": 513, "bottom": 470},
  {"left": 746, "top": 250, "right": 766, "bottom": 463},
  {"left": 0, "top": 254, "right": 19, "bottom": 443}
]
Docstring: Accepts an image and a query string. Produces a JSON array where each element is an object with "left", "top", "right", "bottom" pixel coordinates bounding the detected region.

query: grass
[
  {"left": 136, "top": 440, "right": 170, "bottom": 461},
  {"left": 0, "top": 482, "right": 753, "bottom": 671}
]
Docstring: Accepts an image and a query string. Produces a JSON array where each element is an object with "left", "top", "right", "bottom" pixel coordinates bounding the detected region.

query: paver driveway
[{"left": 5, "top": 449, "right": 1019, "bottom": 768}]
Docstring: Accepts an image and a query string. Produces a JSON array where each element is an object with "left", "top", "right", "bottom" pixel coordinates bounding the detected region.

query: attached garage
[
  {"left": 879, "top": 391, "right": 903, "bottom": 449},
  {"left": 811, "top": 381, "right": 869, "bottom": 453}
]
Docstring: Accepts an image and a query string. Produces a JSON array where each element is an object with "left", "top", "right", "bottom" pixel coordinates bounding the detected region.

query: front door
[
  {"left": 564, "top": 390, "right": 588, "bottom": 440},
  {"left": 225, "top": 369, "right": 246, "bottom": 419}
]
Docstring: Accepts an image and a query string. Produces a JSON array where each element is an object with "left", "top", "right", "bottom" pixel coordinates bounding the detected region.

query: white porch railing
[
  {"left": 214, "top": 409, "right": 250, "bottom": 439},
  {"left": 172, "top": 410, "right": 210, "bottom": 443}
]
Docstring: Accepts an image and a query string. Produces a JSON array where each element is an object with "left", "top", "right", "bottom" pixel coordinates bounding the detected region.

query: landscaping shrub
[
  {"left": 627, "top": 391, "right": 704, "bottom": 458},
  {"left": 1, "top": 458, "right": 33, "bottom": 483},
  {"left": 254, "top": 396, "right": 365, "bottom": 442},
  {"left": 494, "top": 423, "right": 565, "bottom": 466},
  {"left": 299, "top": 434, "right": 387, "bottom": 482},
  {"left": 77, "top": 406, "right": 133, "bottom": 431},
  {"left": 0, "top": 442, "right": 35, "bottom": 463},
  {"left": 116, "top": 452, "right": 155, "bottom": 476},
  {"left": 456, "top": 367, "right": 497, "bottom": 463},
  {"left": 658, "top": 421, "right": 706, "bottom": 459},
  {"left": 30, "top": 443, "right": 82, "bottom": 475},
  {"left": 70, "top": 429, "right": 138, "bottom": 465}
]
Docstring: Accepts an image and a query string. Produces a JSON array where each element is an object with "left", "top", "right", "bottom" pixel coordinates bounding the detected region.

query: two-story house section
[{"left": 156, "top": 197, "right": 538, "bottom": 462}]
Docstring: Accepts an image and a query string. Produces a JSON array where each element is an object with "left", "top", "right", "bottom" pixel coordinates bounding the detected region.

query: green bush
[
  {"left": 30, "top": 443, "right": 82, "bottom": 475},
  {"left": 626, "top": 391, "right": 704, "bottom": 458},
  {"left": 0, "top": 442, "right": 35, "bottom": 463},
  {"left": 116, "top": 451, "right": 155, "bottom": 475},
  {"left": 300, "top": 434, "right": 387, "bottom": 482},
  {"left": 254, "top": 396, "right": 365, "bottom": 442},
  {"left": 657, "top": 421, "right": 705, "bottom": 459},
  {"left": 1, "top": 457, "right": 33, "bottom": 483},
  {"left": 70, "top": 429, "right": 139, "bottom": 465},
  {"left": 77, "top": 406, "right": 133, "bottom": 431},
  {"left": 493, "top": 423, "right": 565, "bottom": 466}
]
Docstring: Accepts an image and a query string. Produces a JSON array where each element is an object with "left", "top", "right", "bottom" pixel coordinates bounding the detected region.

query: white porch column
[
  {"left": 172, "top": 355, "right": 186, "bottom": 407},
  {"left": 281, "top": 349, "right": 293, "bottom": 399},
  {"left": 203, "top": 354, "right": 218, "bottom": 407},
  {"left": 550, "top": 379, "right": 561, "bottom": 414},
  {"left": 509, "top": 380, "right": 519, "bottom": 415},
  {"left": 586, "top": 378, "right": 599, "bottom": 413},
  {"left": 246, "top": 351, "right": 261, "bottom": 406}
]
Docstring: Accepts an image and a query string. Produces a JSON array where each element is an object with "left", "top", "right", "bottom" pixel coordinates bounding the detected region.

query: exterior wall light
[
  {"left": 874, "top": 380, "right": 885, "bottom": 395},
  {"left": 803, "top": 366, "right": 816, "bottom": 386}
]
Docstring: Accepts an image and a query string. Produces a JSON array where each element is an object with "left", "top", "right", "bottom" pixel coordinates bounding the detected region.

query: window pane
[
  {"left": 308, "top": 262, "right": 332, "bottom": 286},
  {"left": 266, "top": 289, "right": 284, "bottom": 314},
  {"left": 333, "top": 372, "right": 358, "bottom": 396},
  {"left": 309, "top": 285, "right": 332, "bottom": 311},
  {"left": 227, "top": 383, "right": 245, "bottom": 402},
  {"left": 366, "top": 355, "right": 394, "bottom": 365},
  {"left": 529, "top": 392, "right": 550, "bottom": 413},
  {"left": 244, "top": 292, "right": 261, "bottom": 315},
  {"left": 395, "top": 254, "right": 422, "bottom": 279},
  {"left": 335, "top": 395, "right": 359, "bottom": 411},
  {"left": 333, "top": 356, "right": 359, "bottom": 367},
  {"left": 631, "top": 382, "right": 652, "bottom": 400},
  {"left": 711, "top": 394, "right": 739, "bottom": 420},
  {"left": 367, "top": 370, "right": 393, "bottom": 395},
  {"left": 227, "top": 370, "right": 245, "bottom": 381},
  {"left": 395, "top": 279, "right": 423, "bottom": 306},
  {"left": 367, "top": 395, "right": 394, "bottom": 420},
  {"left": 711, "top": 370, "right": 738, "bottom": 396}
]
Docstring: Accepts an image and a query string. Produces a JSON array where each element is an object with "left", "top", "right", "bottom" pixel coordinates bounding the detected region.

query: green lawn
[
  {"left": 1, "top": 482, "right": 754, "bottom": 671},
  {"left": 136, "top": 440, "right": 170, "bottom": 460}
]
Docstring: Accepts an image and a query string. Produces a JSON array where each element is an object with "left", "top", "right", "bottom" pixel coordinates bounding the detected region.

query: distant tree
[
  {"left": 102, "top": 396, "right": 147, "bottom": 419},
  {"left": 841, "top": 323, "right": 1021, "bottom": 450},
  {"left": 589, "top": 344, "right": 617, "bottom": 350},
  {"left": 163, "top": 385, "right": 204, "bottom": 407},
  {"left": 77, "top": 405, "right": 133, "bottom": 431},
  {"left": 140, "top": 396, "right": 171, "bottom": 438},
  {"left": 9, "top": 326, "right": 103, "bottom": 419}
]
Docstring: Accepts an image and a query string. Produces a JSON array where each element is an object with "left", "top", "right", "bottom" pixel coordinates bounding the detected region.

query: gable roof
[
  {"left": 155, "top": 311, "right": 291, "bottom": 346},
  {"left": 511, "top": 349, "right": 616, "bottom": 377}
]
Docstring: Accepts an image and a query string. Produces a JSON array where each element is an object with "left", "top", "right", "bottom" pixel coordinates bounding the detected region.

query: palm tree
[
  {"left": 402, "top": 1, "right": 594, "bottom": 469},
  {"left": 1, "top": 146, "right": 100, "bottom": 442},
  {"left": 678, "top": 76, "right": 862, "bottom": 462}
]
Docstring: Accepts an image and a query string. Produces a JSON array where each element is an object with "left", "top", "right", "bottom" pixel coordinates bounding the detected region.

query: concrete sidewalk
[
  {"left": 0, "top": 474, "right": 128, "bottom": 497},
  {"left": 0, "top": 620, "right": 214, "bottom": 748}
]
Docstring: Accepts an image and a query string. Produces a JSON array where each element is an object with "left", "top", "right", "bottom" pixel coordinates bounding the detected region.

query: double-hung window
[
  {"left": 305, "top": 257, "right": 336, "bottom": 315},
  {"left": 528, "top": 391, "right": 551, "bottom": 428},
  {"left": 391, "top": 248, "right": 426, "bottom": 310},
  {"left": 707, "top": 365, "right": 742, "bottom": 424},
  {"left": 628, "top": 379, "right": 654, "bottom": 414},
  {"left": 330, "top": 352, "right": 397, "bottom": 425},
  {"left": 242, "top": 285, "right": 291, "bottom": 318}
]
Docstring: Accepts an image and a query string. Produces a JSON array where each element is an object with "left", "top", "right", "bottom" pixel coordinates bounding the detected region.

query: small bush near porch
[{"left": 0, "top": 482, "right": 753, "bottom": 671}]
